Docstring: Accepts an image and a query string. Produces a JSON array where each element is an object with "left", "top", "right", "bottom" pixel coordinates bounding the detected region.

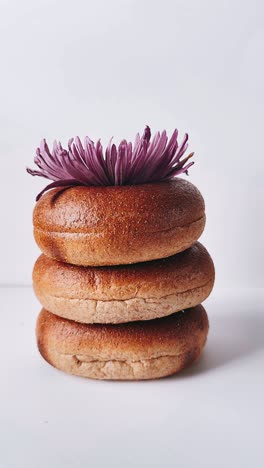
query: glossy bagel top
[
  {"left": 33, "top": 179, "right": 205, "bottom": 265},
  {"left": 34, "top": 179, "right": 204, "bottom": 233}
]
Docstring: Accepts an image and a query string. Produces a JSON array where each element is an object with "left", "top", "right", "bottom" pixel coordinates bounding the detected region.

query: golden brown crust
[
  {"left": 36, "top": 305, "right": 209, "bottom": 379},
  {"left": 33, "top": 243, "right": 215, "bottom": 323},
  {"left": 33, "top": 179, "right": 205, "bottom": 265}
]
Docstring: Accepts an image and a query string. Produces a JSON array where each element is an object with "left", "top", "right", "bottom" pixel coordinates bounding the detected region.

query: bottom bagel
[{"left": 36, "top": 305, "right": 209, "bottom": 380}]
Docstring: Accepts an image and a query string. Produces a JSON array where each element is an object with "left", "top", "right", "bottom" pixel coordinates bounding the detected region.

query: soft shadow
[
  {"left": 170, "top": 312, "right": 264, "bottom": 379},
  {"left": 50, "top": 186, "right": 74, "bottom": 204}
]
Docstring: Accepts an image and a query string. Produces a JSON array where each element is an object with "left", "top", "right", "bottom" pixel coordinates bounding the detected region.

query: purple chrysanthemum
[{"left": 27, "top": 126, "right": 194, "bottom": 201}]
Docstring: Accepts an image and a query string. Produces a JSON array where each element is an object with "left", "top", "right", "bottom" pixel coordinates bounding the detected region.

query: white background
[
  {"left": 0, "top": 1, "right": 264, "bottom": 468},
  {"left": 0, "top": 0, "right": 263, "bottom": 287}
]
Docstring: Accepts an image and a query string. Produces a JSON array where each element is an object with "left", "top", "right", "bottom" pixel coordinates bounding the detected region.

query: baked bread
[
  {"left": 33, "top": 179, "right": 205, "bottom": 266},
  {"left": 36, "top": 305, "right": 209, "bottom": 380},
  {"left": 33, "top": 242, "right": 214, "bottom": 324}
]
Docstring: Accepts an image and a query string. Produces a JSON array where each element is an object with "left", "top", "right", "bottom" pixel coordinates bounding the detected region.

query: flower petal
[{"left": 27, "top": 126, "right": 195, "bottom": 197}]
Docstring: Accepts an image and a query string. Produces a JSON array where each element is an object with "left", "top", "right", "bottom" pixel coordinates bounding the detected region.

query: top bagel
[{"left": 33, "top": 179, "right": 205, "bottom": 266}]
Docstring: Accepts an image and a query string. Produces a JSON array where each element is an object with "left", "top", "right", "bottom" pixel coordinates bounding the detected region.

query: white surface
[
  {"left": 1, "top": 287, "right": 263, "bottom": 468},
  {"left": 0, "top": 0, "right": 263, "bottom": 287}
]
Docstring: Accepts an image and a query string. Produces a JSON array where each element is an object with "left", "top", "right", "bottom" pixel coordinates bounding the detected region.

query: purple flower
[{"left": 27, "top": 126, "right": 194, "bottom": 200}]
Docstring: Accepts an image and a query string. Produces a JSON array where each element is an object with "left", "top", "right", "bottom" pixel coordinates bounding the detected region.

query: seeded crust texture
[
  {"left": 36, "top": 305, "right": 209, "bottom": 380},
  {"left": 33, "top": 179, "right": 205, "bottom": 266},
  {"left": 33, "top": 242, "right": 214, "bottom": 323}
]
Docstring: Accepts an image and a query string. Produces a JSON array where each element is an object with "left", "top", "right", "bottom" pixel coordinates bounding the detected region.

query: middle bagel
[{"left": 33, "top": 242, "right": 215, "bottom": 324}]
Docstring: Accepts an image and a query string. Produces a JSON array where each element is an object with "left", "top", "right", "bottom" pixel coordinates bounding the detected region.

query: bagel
[
  {"left": 33, "top": 242, "right": 214, "bottom": 324},
  {"left": 33, "top": 179, "right": 205, "bottom": 266},
  {"left": 36, "top": 305, "right": 209, "bottom": 380}
]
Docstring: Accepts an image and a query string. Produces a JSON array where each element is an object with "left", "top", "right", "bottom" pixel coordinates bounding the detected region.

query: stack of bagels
[{"left": 33, "top": 178, "right": 215, "bottom": 380}]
